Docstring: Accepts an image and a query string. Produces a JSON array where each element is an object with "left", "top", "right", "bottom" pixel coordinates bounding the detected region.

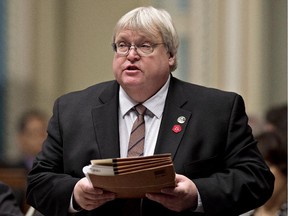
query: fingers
[
  {"left": 79, "top": 194, "right": 116, "bottom": 211},
  {"left": 146, "top": 193, "right": 181, "bottom": 212},
  {"left": 145, "top": 174, "right": 198, "bottom": 212},
  {"left": 73, "top": 177, "right": 116, "bottom": 211}
]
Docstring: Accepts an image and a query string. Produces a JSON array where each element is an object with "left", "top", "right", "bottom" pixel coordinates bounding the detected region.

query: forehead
[{"left": 115, "top": 29, "right": 161, "bottom": 42}]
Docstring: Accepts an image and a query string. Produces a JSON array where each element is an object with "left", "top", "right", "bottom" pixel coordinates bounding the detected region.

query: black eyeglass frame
[{"left": 111, "top": 42, "right": 166, "bottom": 56}]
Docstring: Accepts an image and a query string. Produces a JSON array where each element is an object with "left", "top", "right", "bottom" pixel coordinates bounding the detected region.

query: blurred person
[
  {"left": 15, "top": 109, "right": 48, "bottom": 171},
  {"left": 240, "top": 131, "right": 287, "bottom": 216},
  {"left": 248, "top": 114, "right": 264, "bottom": 136},
  {"left": 263, "top": 104, "right": 287, "bottom": 144},
  {"left": 4, "top": 109, "right": 48, "bottom": 214},
  {"left": 26, "top": 6, "right": 274, "bottom": 216},
  {"left": 0, "top": 181, "right": 24, "bottom": 216}
]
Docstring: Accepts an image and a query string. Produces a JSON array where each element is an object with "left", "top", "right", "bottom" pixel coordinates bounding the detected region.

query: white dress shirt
[{"left": 118, "top": 75, "right": 170, "bottom": 158}]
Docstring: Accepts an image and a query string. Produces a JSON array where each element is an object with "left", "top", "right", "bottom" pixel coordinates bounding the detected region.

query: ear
[{"left": 168, "top": 54, "right": 175, "bottom": 67}]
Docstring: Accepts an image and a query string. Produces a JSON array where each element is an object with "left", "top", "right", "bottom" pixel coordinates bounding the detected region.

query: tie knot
[{"left": 135, "top": 104, "right": 146, "bottom": 115}]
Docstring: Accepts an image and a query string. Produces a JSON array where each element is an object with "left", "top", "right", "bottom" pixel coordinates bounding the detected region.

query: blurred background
[
  {"left": 0, "top": 0, "right": 286, "bottom": 163},
  {"left": 0, "top": 0, "right": 287, "bottom": 213}
]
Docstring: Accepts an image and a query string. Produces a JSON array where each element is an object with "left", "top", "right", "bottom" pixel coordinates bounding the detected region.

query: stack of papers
[{"left": 83, "top": 153, "right": 176, "bottom": 198}]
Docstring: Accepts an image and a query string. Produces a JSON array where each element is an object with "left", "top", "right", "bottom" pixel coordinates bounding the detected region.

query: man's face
[{"left": 112, "top": 30, "right": 175, "bottom": 101}]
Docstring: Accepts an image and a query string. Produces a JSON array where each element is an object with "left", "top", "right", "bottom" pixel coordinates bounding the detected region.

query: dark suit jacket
[
  {"left": 0, "top": 181, "right": 24, "bottom": 216},
  {"left": 26, "top": 76, "right": 274, "bottom": 216}
]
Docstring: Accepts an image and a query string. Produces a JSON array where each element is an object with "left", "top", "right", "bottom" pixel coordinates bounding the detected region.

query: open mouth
[{"left": 126, "top": 65, "right": 139, "bottom": 71}]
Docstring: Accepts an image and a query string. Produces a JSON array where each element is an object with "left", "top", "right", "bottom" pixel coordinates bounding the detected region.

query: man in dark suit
[{"left": 26, "top": 6, "right": 274, "bottom": 216}]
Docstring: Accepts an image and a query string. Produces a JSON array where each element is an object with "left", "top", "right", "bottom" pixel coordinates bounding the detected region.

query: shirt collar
[{"left": 119, "top": 75, "right": 170, "bottom": 119}]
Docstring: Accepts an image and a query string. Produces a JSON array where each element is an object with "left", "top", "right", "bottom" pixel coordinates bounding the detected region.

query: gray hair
[{"left": 112, "top": 6, "right": 179, "bottom": 71}]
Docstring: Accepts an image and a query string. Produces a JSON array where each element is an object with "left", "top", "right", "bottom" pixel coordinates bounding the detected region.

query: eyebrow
[
  {"left": 115, "top": 32, "right": 154, "bottom": 43},
  {"left": 115, "top": 39, "right": 153, "bottom": 45}
]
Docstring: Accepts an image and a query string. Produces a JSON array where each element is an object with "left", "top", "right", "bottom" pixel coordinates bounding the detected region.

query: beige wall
[{"left": 5, "top": 0, "right": 287, "bottom": 161}]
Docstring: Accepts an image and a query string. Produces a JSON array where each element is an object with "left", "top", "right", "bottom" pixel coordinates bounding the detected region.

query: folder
[{"left": 83, "top": 153, "right": 176, "bottom": 198}]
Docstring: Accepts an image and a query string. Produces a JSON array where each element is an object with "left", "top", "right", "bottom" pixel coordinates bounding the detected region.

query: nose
[
  {"left": 128, "top": 45, "right": 139, "bottom": 55},
  {"left": 129, "top": 45, "right": 137, "bottom": 51},
  {"left": 127, "top": 45, "right": 140, "bottom": 60}
]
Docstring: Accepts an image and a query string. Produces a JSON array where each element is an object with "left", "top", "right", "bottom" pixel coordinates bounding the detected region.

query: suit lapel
[
  {"left": 154, "top": 77, "right": 192, "bottom": 160},
  {"left": 91, "top": 82, "right": 120, "bottom": 159},
  {"left": 91, "top": 77, "right": 193, "bottom": 160}
]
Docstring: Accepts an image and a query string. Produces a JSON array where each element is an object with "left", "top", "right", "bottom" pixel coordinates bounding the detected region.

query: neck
[
  {"left": 123, "top": 76, "right": 170, "bottom": 103},
  {"left": 124, "top": 85, "right": 162, "bottom": 103}
]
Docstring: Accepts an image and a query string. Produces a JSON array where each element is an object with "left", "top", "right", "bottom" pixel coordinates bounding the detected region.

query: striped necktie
[{"left": 127, "top": 104, "right": 146, "bottom": 157}]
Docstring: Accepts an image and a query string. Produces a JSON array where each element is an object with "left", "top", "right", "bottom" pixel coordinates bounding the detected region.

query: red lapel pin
[{"left": 172, "top": 124, "right": 182, "bottom": 133}]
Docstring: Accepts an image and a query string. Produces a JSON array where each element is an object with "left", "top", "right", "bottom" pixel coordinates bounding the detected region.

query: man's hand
[
  {"left": 146, "top": 174, "right": 198, "bottom": 212},
  {"left": 73, "top": 177, "right": 116, "bottom": 211}
]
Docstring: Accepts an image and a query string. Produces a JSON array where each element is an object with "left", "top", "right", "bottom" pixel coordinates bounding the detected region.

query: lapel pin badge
[
  {"left": 177, "top": 116, "right": 186, "bottom": 124},
  {"left": 172, "top": 124, "right": 182, "bottom": 133}
]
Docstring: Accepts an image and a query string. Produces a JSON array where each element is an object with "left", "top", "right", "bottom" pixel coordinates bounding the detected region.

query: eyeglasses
[{"left": 112, "top": 42, "right": 165, "bottom": 56}]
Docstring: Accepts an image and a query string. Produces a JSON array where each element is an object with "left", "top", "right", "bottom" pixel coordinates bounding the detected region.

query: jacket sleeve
[
  {"left": 193, "top": 94, "right": 274, "bottom": 215},
  {"left": 26, "top": 97, "right": 79, "bottom": 216},
  {"left": 0, "top": 181, "right": 24, "bottom": 216}
]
